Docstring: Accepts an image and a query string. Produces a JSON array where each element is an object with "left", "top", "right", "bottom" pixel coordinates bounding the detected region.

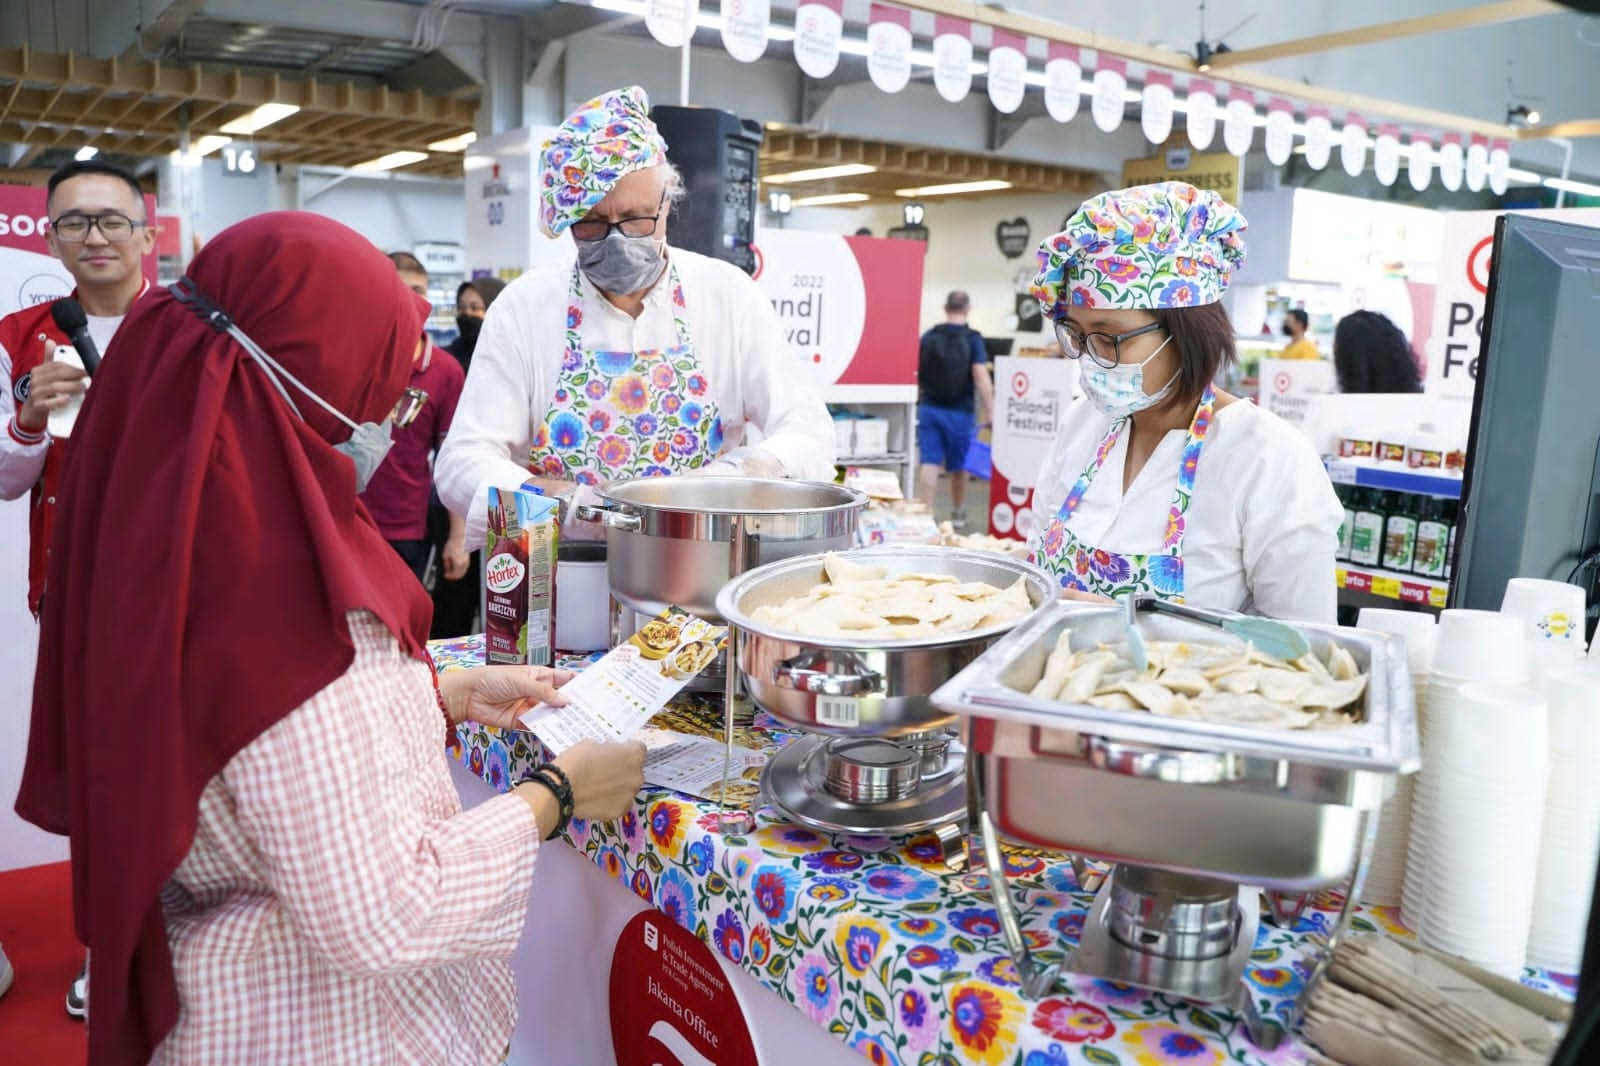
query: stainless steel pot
[
  {"left": 716, "top": 547, "right": 1053, "bottom": 737},
  {"left": 576, "top": 476, "right": 867, "bottom": 620}
]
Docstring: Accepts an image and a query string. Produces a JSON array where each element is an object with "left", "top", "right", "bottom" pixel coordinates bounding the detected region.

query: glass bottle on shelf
[
  {"left": 1413, "top": 497, "right": 1449, "bottom": 580},
  {"left": 1382, "top": 492, "right": 1419, "bottom": 573},
  {"left": 1442, "top": 499, "right": 1460, "bottom": 582},
  {"left": 1334, "top": 485, "right": 1355, "bottom": 561},
  {"left": 1349, "top": 489, "right": 1386, "bottom": 568}
]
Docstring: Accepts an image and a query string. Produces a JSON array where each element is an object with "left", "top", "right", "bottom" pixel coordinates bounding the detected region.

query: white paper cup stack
[
  {"left": 1355, "top": 608, "right": 1437, "bottom": 908},
  {"left": 1418, "top": 681, "right": 1548, "bottom": 977},
  {"left": 1403, "top": 610, "right": 1528, "bottom": 928},
  {"left": 1501, "top": 577, "right": 1588, "bottom": 684},
  {"left": 1526, "top": 664, "right": 1600, "bottom": 972}
]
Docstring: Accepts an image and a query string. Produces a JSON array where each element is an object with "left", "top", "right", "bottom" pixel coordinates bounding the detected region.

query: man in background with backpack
[{"left": 916, "top": 290, "right": 994, "bottom": 528}]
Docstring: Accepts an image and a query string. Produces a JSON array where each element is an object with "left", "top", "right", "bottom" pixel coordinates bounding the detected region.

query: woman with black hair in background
[{"left": 1332, "top": 310, "right": 1423, "bottom": 393}]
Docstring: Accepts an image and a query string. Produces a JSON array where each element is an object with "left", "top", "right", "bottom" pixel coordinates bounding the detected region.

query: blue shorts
[{"left": 917, "top": 404, "right": 975, "bottom": 473}]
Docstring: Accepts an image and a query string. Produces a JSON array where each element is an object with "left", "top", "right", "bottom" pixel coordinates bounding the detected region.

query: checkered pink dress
[{"left": 152, "top": 613, "right": 539, "bottom": 1064}]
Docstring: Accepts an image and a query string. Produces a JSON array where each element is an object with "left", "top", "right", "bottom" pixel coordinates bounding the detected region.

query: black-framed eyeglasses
[
  {"left": 569, "top": 190, "right": 667, "bottom": 243},
  {"left": 391, "top": 388, "right": 428, "bottom": 428},
  {"left": 50, "top": 211, "right": 145, "bottom": 243},
  {"left": 1054, "top": 319, "right": 1165, "bottom": 370}
]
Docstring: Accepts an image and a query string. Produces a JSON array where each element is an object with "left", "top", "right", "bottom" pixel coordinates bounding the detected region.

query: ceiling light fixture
[
  {"left": 1507, "top": 104, "right": 1541, "bottom": 128},
  {"left": 190, "top": 134, "right": 233, "bottom": 158},
  {"left": 765, "top": 164, "right": 878, "bottom": 184},
  {"left": 74, "top": 146, "right": 99, "bottom": 162},
  {"left": 791, "top": 192, "right": 871, "bottom": 207},
  {"left": 353, "top": 150, "right": 430, "bottom": 173},
  {"left": 427, "top": 131, "right": 478, "bottom": 153},
  {"left": 894, "top": 180, "right": 1012, "bottom": 197},
  {"left": 220, "top": 102, "right": 301, "bottom": 135}
]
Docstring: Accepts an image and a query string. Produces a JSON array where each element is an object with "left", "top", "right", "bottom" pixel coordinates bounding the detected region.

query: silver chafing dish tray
[{"left": 931, "top": 603, "right": 1420, "bottom": 890}]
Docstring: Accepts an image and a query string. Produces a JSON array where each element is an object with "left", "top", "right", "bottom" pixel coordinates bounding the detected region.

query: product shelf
[
  {"left": 1325, "top": 460, "right": 1461, "bottom": 499},
  {"left": 1337, "top": 564, "right": 1449, "bottom": 609}
]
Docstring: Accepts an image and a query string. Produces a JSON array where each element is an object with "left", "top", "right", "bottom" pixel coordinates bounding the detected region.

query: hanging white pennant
[
  {"left": 1437, "top": 134, "right": 1465, "bottom": 191},
  {"left": 865, "top": 4, "right": 911, "bottom": 93},
  {"left": 1488, "top": 138, "right": 1511, "bottom": 196},
  {"left": 1262, "top": 97, "right": 1294, "bottom": 166},
  {"left": 646, "top": 0, "right": 699, "bottom": 48},
  {"left": 793, "top": 0, "right": 843, "bottom": 79},
  {"left": 1186, "top": 78, "right": 1217, "bottom": 151},
  {"left": 1141, "top": 70, "right": 1174, "bottom": 145},
  {"left": 986, "top": 31, "right": 1027, "bottom": 115},
  {"left": 1303, "top": 106, "right": 1332, "bottom": 170},
  {"left": 1223, "top": 86, "right": 1255, "bottom": 157},
  {"left": 1091, "top": 55, "right": 1127, "bottom": 133},
  {"left": 932, "top": 16, "right": 973, "bottom": 103},
  {"left": 1407, "top": 132, "right": 1434, "bottom": 192},
  {"left": 1044, "top": 42, "right": 1081, "bottom": 124},
  {"left": 1373, "top": 125, "right": 1401, "bottom": 186},
  {"left": 720, "top": 0, "right": 769, "bottom": 63},
  {"left": 1465, "top": 134, "right": 1489, "bottom": 192},
  {"left": 1340, "top": 113, "right": 1367, "bottom": 177}
]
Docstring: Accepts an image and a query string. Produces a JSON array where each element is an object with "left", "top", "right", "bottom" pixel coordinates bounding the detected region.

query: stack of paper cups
[
  {"left": 1527, "top": 664, "right": 1600, "bottom": 972},
  {"left": 1501, "top": 577, "right": 1588, "bottom": 684},
  {"left": 1355, "top": 608, "right": 1437, "bottom": 908},
  {"left": 1403, "top": 610, "right": 1527, "bottom": 928},
  {"left": 1418, "top": 682, "right": 1548, "bottom": 976}
]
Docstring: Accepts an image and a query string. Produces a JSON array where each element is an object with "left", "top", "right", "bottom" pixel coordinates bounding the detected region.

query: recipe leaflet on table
[{"left": 518, "top": 607, "right": 729, "bottom": 755}]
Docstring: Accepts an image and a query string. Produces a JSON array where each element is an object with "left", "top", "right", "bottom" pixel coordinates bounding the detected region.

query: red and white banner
[
  {"left": 1373, "top": 124, "right": 1401, "bottom": 187},
  {"left": 932, "top": 16, "right": 973, "bottom": 103},
  {"left": 1043, "top": 42, "right": 1082, "bottom": 124},
  {"left": 720, "top": 0, "right": 769, "bottom": 62},
  {"left": 1140, "top": 69, "right": 1174, "bottom": 144},
  {"left": 988, "top": 356, "right": 1079, "bottom": 543},
  {"left": 0, "top": 185, "right": 158, "bottom": 320},
  {"left": 609, "top": 910, "right": 759, "bottom": 1066},
  {"left": 1438, "top": 133, "right": 1465, "bottom": 191},
  {"left": 1407, "top": 131, "right": 1434, "bottom": 192},
  {"left": 793, "top": 0, "right": 843, "bottom": 79},
  {"left": 1185, "top": 78, "right": 1217, "bottom": 151},
  {"left": 750, "top": 231, "right": 923, "bottom": 391},
  {"left": 1263, "top": 96, "right": 1294, "bottom": 165},
  {"left": 986, "top": 31, "right": 1028, "bottom": 115},
  {"left": 1090, "top": 54, "right": 1127, "bottom": 133},
  {"left": 1488, "top": 138, "right": 1511, "bottom": 196},
  {"left": 865, "top": 3, "right": 911, "bottom": 93},
  {"left": 1303, "top": 105, "right": 1332, "bottom": 170},
  {"left": 1222, "top": 85, "right": 1255, "bottom": 157},
  {"left": 1340, "top": 112, "right": 1368, "bottom": 177},
  {"left": 1465, "top": 133, "right": 1489, "bottom": 192},
  {"left": 645, "top": 0, "right": 699, "bottom": 48}
]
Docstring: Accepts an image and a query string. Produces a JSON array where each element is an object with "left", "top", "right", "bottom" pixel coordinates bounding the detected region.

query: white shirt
[
  {"left": 436, "top": 248, "right": 838, "bottom": 549},
  {"left": 1028, "top": 397, "right": 1344, "bottom": 622}
]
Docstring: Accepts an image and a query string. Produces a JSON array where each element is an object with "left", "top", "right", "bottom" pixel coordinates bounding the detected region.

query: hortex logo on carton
[
  {"left": 485, "top": 552, "right": 527, "bottom": 595},
  {"left": 482, "top": 487, "right": 559, "bottom": 667}
]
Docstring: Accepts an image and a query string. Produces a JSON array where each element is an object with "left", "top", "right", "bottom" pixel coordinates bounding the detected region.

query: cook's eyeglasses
[
  {"left": 569, "top": 190, "right": 668, "bottom": 243},
  {"left": 1054, "top": 319, "right": 1166, "bottom": 370},
  {"left": 392, "top": 388, "right": 428, "bottom": 428},
  {"left": 51, "top": 211, "right": 146, "bottom": 243}
]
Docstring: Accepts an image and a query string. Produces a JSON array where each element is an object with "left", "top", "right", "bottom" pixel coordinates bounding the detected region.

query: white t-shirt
[
  {"left": 435, "top": 248, "right": 837, "bottom": 549},
  {"left": 1027, "top": 396, "right": 1344, "bottom": 622}
]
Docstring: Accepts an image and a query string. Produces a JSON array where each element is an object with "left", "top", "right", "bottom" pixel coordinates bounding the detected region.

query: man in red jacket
[{"left": 0, "top": 158, "right": 155, "bottom": 1019}]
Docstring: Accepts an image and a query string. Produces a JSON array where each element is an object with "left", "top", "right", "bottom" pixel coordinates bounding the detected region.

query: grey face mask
[
  {"left": 334, "top": 419, "right": 396, "bottom": 493},
  {"left": 577, "top": 232, "right": 668, "bottom": 295}
]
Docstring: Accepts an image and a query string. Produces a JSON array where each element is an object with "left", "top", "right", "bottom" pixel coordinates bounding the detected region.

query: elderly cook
[
  {"left": 436, "top": 86, "right": 836, "bottom": 546},
  {"left": 1026, "top": 182, "right": 1342, "bottom": 622}
]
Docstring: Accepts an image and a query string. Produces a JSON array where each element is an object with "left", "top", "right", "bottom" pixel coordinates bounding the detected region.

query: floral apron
[
  {"left": 527, "top": 263, "right": 724, "bottom": 484},
  {"left": 1031, "top": 385, "right": 1217, "bottom": 603}
]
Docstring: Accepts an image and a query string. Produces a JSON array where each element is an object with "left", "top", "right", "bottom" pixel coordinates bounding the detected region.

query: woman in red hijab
[{"left": 16, "top": 212, "right": 644, "bottom": 1065}]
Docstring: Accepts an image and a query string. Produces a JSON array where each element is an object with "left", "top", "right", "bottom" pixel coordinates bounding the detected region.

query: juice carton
[{"left": 483, "top": 487, "right": 560, "bottom": 666}]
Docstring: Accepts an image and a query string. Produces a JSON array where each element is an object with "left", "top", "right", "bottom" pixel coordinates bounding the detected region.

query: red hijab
[{"left": 15, "top": 212, "right": 434, "bottom": 1064}]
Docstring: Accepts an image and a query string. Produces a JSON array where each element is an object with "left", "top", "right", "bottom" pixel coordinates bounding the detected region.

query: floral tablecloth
[{"left": 434, "top": 636, "right": 1576, "bottom": 1066}]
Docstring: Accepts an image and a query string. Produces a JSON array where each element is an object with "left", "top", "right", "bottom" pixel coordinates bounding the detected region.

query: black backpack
[{"left": 919, "top": 327, "right": 974, "bottom": 406}]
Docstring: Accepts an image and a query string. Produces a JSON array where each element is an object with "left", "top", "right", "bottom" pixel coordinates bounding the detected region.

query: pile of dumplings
[
  {"left": 747, "top": 553, "right": 1035, "bottom": 640},
  {"left": 937, "top": 522, "right": 1032, "bottom": 559},
  {"left": 1024, "top": 632, "right": 1369, "bottom": 731}
]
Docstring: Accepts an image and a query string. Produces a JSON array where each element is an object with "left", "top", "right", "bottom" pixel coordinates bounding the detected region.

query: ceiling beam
[{"left": 1207, "top": 1, "right": 1565, "bottom": 69}]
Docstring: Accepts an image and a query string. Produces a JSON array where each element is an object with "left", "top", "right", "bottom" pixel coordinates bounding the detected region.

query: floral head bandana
[
  {"left": 539, "top": 86, "right": 670, "bottom": 238},
  {"left": 1031, "top": 181, "right": 1247, "bottom": 317}
]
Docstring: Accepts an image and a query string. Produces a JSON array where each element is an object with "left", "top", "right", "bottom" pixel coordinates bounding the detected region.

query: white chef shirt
[
  {"left": 1028, "top": 396, "right": 1343, "bottom": 623},
  {"left": 436, "top": 247, "right": 838, "bottom": 549}
]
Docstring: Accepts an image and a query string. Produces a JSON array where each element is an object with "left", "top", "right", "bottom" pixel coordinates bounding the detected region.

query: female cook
[
  {"left": 16, "top": 213, "right": 645, "bottom": 1065},
  {"left": 1026, "top": 182, "right": 1343, "bottom": 622},
  {"left": 436, "top": 86, "right": 837, "bottom": 548}
]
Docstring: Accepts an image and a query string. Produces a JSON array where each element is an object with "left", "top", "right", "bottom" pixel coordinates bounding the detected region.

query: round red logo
[
  {"left": 749, "top": 244, "right": 765, "bottom": 281},
  {"left": 1011, "top": 371, "right": 1029, "bottom": 397},
  {"left": 609, "top": 911, "right": 758, "bottom": 1066},
  {"left": 1467, "top": 234, "right": 1494, "bottom": 295},
  {"left": 1274, "top": 371, "right": 1292, "bottom": 394}
]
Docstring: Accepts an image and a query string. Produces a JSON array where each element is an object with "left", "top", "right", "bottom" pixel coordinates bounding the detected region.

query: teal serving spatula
[{"left": 1130, "top": 594, "right": 1312, "bottom": 663}]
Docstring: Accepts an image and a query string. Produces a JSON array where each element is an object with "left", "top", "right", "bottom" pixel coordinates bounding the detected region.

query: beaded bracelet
[{"left": 520, "top": 764, "right": 575, "bottom": 841}]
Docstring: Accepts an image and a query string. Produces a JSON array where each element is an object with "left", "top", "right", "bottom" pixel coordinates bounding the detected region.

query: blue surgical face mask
[{"left": 1079, "top": 334, "right": 1178, "bottom": 419}]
